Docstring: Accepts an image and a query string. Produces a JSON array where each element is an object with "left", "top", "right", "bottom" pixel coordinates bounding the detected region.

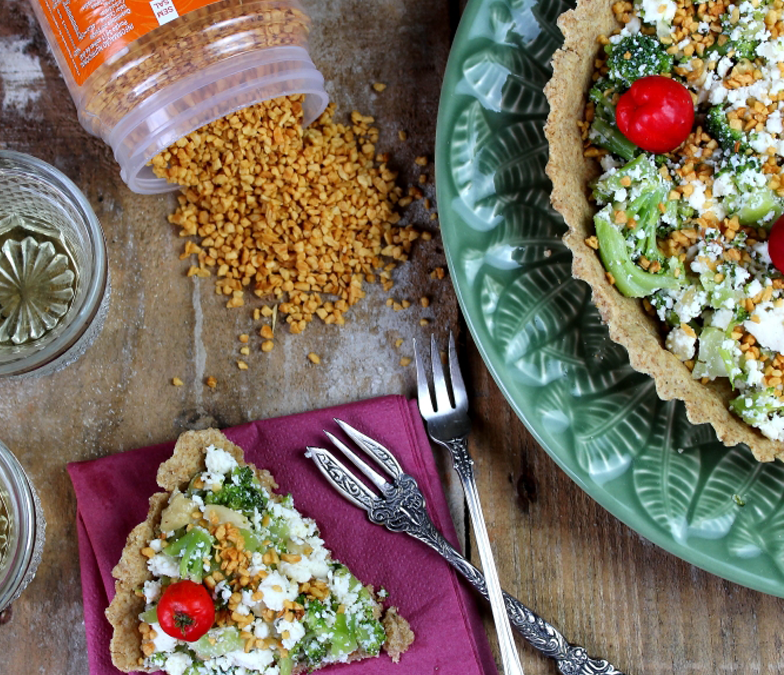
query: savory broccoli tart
[
  {"left": 106, "top": 429, "right": 413, "bottom": 674},
  {"left": 546, "top": 0, "right": 784, "bottom": 459}
]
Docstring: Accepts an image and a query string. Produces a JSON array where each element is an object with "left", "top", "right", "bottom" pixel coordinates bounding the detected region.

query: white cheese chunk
[
  {"left": 163, "top": 652, "right": 192, "bottom": 675},
  {"left": 744, "top": 301, "right": 784, "bottom": 354}
]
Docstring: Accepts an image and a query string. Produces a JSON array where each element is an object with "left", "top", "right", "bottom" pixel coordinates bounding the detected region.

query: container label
[
  {"left": 35, "top": 0, "right": 217, "bottom": 87},
  {"left": 150, "top": 0, "right": 180, "bottom": 24}
]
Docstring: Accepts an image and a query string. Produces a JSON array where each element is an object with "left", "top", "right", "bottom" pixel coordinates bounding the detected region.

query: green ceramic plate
[{"left": 436, "top": 0, "right": 784, "bottom": 597}]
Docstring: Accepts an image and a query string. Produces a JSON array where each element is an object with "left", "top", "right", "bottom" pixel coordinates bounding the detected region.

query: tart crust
[
  {"left": 543, "top": 0, "right": 783, "bottom": 461},
  {"left": 106, "top": 428, "right": 413, "bottom": 673}
]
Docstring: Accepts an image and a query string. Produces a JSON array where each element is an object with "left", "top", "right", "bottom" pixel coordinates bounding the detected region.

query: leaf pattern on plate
[
  {"left": 726, "top": 461, "right": 784, "bottom": 560},
  {"left": 571, "top": 374, "right": 656, "bottom": 482},
  {"left": 438, "top": 0, "right": 784, "bottom": 593},
  {"left": 460, "top": 44, "right": 549, "bottom": 115},
  {"left": 477, "top": 119, "right": 550, "bottom": 194},
  {"left": 689, "top": 448, "right": 781, "bottom": 540},
  {"left": 578, "top": 306, "right": 629, "bottom": 372},
  {"left": 450, "top": 101, "right": 501, "bottom": 232},
  {"left": 493, "top": 255, "right": 587, "bottom": 363},
  {"left": 632, "top": 403, "right": 702, "bottom": 543}
]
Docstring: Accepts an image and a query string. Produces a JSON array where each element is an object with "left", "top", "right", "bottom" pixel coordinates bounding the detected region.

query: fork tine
[
  {"left": 430, "top": 334, "right": 453, "bottom": 412},
  {"left": 413, "top": 338, "right": 435, "bottom": 418},
  {"left": 324, "top": 430, "right": 390, "bottom": 490},
  {"left": 334, "top": 419, "right": 402, "bottom": 478},
  {"left": 447, "top": 332, "right": 468, "bottom": 412},
  {"left": 305, "top": 446, "right": 377, "bottom": 511}
]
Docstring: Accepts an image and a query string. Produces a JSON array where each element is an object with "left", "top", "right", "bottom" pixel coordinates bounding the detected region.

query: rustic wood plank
[{"left": 0, "top": 0, "right": 456, "bottom": 672}]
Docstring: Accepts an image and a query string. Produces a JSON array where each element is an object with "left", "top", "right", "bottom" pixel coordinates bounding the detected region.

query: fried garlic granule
[{"left": 152, "top": 95, "right": 420, "bottom": 333}]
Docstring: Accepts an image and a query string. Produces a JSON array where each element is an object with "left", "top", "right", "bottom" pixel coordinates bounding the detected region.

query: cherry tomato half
[
  {"left": 768, "top": 215, "right": 784, "bottom": 273},
  {"left": 157, "top": 580, "right": 215, "bottom": 642},
  {"left": 616, "top": 76, "right": 694, "bottom": 154}
]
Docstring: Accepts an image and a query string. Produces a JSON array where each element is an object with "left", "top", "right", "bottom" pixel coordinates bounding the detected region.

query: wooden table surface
[{"left": 2, "top": 0, "right": 784, "bottom": 673}]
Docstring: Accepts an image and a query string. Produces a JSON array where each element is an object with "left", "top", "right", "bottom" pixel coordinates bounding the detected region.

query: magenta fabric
[{"left": 68, "top": 395, "right": 498, "bottom": 675}]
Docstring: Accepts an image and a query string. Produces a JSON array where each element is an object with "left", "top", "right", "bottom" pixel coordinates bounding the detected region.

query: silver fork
[
  {"left": 306, "top": 419, "right": 626, "bottom": 675},
  {"left": 415, "top": 333, "right": 523, "bottom": 675}
]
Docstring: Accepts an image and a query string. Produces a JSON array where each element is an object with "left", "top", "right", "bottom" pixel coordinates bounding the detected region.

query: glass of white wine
[{"left": 0, "top": 151, "right": 109, "bottom": 377}]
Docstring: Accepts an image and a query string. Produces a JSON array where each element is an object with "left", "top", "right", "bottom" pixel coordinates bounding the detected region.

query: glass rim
[
  {"left": 0, "top": 150, "right": 108, "bottom": 376},
  {"left": 0, "top": 440, "right": 37, "bottom": 612}
]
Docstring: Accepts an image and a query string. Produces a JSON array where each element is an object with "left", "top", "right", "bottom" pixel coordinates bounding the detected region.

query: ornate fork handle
[{"left": 370, "top": 475, "right": 626, "bottom": 675}]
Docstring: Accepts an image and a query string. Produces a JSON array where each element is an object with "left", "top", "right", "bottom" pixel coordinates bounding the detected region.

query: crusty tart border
[
  {"left": 543, "top": 0, "right": 783, "bottom": 462},
  {"left": 105, "top": 428, "right": 413, "bottom": 673}
]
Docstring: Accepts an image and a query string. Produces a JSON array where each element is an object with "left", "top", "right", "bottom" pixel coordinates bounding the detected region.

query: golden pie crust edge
[
  {"left": 542, "top": 0, "right": 782, "bottom": 461},
  {"left": 105, "top": 428, "right": 413, "bottom": 673}
]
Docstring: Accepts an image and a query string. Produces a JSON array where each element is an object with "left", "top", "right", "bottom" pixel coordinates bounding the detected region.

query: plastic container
[
  {"left": 0, "top": 439, "right": 45, "bottom": 615},
  {"left": 29, "top": 0, "right": 329, "bottom": 194},
  {"left": 0, "top": 151, "right": 110, "bottom": 377}
]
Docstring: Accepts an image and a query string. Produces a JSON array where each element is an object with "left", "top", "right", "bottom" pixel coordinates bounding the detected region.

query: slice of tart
[{"left": 106, "top": 428, "right": 414, "bottom": 674}]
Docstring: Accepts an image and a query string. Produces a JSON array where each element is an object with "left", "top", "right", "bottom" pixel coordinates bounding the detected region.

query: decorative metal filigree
[
  {"left": 369, "top": 472, "right": 625, "bottom": 675},
  {"left": 310, "top": 438, "right": 625, "bottom": 675}
]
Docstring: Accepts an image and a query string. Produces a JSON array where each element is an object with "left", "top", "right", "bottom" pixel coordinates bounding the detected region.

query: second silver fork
[
  {"left": 306, "top": 419, "right": 626, "bottom": 675},
  {"left": 415, "top": 333, "right": 524, "bottom": 675}
]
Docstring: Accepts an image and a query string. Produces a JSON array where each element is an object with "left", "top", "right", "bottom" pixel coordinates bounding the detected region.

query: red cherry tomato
[
  {"left": 157, "top": 580, "right": 215, "bottom": 641},
  {"left": 768, "top": 215, "right": 784, "bottom": 273},
  {"left": 616, "top": 76, "right": 694, "bottom": 154}
]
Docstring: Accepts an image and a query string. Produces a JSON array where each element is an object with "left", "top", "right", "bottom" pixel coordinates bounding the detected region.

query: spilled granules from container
[{"left": 152, "top": 94, "right": 426, "bottom": 337}]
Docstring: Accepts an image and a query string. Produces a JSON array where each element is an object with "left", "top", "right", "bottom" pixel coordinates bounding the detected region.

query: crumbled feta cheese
[
  {"left": 258, "top": 571, "right": 298, "bottom": 611},
  {"left": 710, "top": 309, "right": 734, "bottom": 331},
  {"left": 142, "top": 579, "right": 162, "bottom": 603},
  {"left": 756, "top": 415, "right": 784, "bottom": 441},
  {"left": 215, "top": 579, "right": 233, "bottom": 604},
  {"left": 686, "top": 180, "right": 707, "bottom": 210},
  {"left": 637, "top": 0, "right": 676, "bottom": 35},
  {"left": 205, "top": 445, "right": 238, "bottom": 474},
  {"left": 330, "top": 570, "right": 360, "bottom": 610},
  {"left": 744, "top": 302, "right": 784, "bottom": 353},
  {"left": 280, "top": 545, "right": 330, "bottom": 583},
  {"left": 163, "top": 652, "right": 192, "bottom": 675},
  {"left": 753, "top": 241, "right": 772, "bottom": 266},
  {"left": 744, "top": 358, "right": 765, "bottom": 387},
  {"left": 151, "top": 623, "right": 179, "bottom": 655},
  {"left": 275, "top": 617, "right": 306, "bottom": 650},
  {"left": 600, "top": 154, "right": 621, "bottom": 172},
  {"left": 253, "top": 619, "right": 271, "bottom": 639},
  {"left": 225, "top": 648, "right": 275, "bottom": 670},
  {"left": 665, "top": 326, "right": 696, "bottom": 361},
  {"left": 147, "top": 553, "right": 179, "bottom": 578}
]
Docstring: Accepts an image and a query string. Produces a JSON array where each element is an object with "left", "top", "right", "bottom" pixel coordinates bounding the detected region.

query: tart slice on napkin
[{"left": 106, "top": 428, "right": 413, "bottom": 675}]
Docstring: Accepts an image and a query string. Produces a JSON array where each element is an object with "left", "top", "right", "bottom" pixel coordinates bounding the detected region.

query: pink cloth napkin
[{"left": 68, "top": 395, "right": 498, "bottom": 675}]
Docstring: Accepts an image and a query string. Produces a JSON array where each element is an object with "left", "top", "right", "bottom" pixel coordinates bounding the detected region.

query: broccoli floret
[
  {"left": 145, "top": 653, "right": 168, "bottom": 668},
  {"left": 301, "top": 638, "right": 327, "bottom": 666},
  {"left": 166, "top": 527, "right": 214, "bottom": 582},
  {"left": 592, "top": 155, "right": 686, "bottom": 297},
  {"left": 203, "top": 466, "right": 267, "bottom": 518},
  {"left": 588, "top": 82, "right": 639, "bottom": 161},
  {"left": 714, "top": 154, "right": 784, "bottom": 226},
  {"left": 605, "top": 33, "right": 674, "bottom": 89},
  {"left": 705, "top": 105, "right": 748, "bottom": 153},
  {"left": 730, "top": 388, "right": 784, "bottom": 430},
  {"left": 351, "top": 605, "right": 386, "bottom": 656},
  {"left": 713, "top": 2, "right": 770, "bottom": 61},
  {"left": 595, "top": 208, "right": 686, "bottom": 297},
  {"left": 304, "top": 599, "right": 330, "bottom": 632},
  {"left": 303, "top": 599, "right": 343, "bottom": 665}
]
